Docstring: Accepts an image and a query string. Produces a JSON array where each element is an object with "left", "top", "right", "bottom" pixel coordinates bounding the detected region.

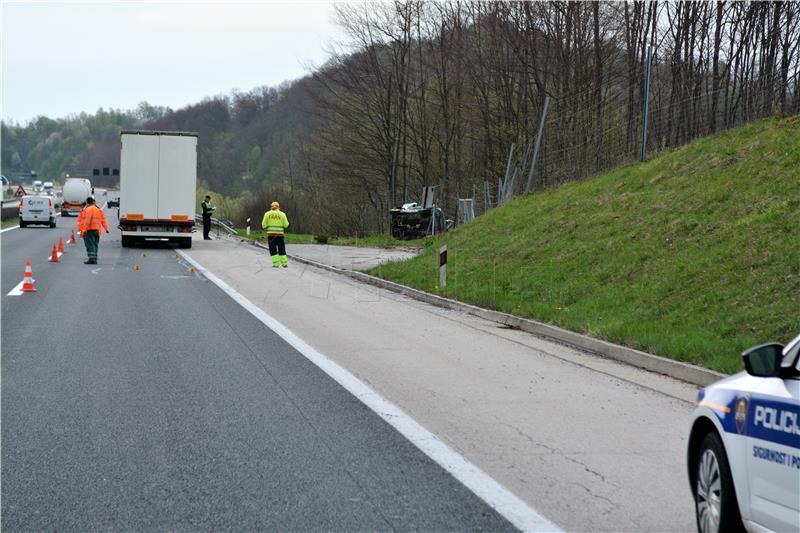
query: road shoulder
[{"left": 185, "top": 237, "right": 697, "bottom": 531}]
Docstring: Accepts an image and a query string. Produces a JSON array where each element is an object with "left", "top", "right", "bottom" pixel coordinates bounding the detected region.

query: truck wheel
[
  {"left": 19, "top": 220, "right": 26, "bottom": 228},
  {"left": 179, "top": 237, "right": 192, "bottom": 249},
  {"left": 693, "top": 432, "right": 744, "bottom": 533},
  {"left": 121, "top": 236, "right": 133, "bottom": 248}
]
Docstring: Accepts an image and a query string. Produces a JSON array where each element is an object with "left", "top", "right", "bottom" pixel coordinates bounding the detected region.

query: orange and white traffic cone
[
  {"left": 68, "top": 230, "right": 77, "bottom": 245},
  {"left": 49, "top": 243, "right": 60, "bottom": 262},
  {"left": 58, "top": 237, "right": 65, "bottom": 254},
  {"left": 21, "top": 262, "right": 37, "bottom": 292}
]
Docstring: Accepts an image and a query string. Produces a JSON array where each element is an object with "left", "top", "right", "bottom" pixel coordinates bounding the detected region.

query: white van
[{"left": 19, "top": 195, "right": 56, "bottom": 228}]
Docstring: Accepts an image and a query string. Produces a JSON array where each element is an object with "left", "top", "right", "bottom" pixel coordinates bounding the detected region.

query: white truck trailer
[{"left": 119, "top": 130, "right": 197, "bottom": 248}]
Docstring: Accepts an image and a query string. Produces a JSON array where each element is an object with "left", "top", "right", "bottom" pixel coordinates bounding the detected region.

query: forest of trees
[
  {"left": 3, "top": 1, "right": 798, "bottom": 235},
  {"left": 307, "top": 0, "right": 800, "bottom": 233}
]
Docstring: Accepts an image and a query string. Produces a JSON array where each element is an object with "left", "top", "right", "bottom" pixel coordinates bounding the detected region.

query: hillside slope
[{"left": 372, "top": 117, "right": 800, "bottom": 373}]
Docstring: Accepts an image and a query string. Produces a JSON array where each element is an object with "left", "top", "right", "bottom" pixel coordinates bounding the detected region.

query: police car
[{"left": 688, "top": 333, "right": 800, "bottom": 532}]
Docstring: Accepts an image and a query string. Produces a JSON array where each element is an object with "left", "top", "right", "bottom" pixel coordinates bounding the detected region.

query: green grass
[
  {"left": 369, "top": 117, "right": 800, "bottom": 374},
  {"left": 1, "top": 218, "right": 20, "bottom": 229},
  {"left": 235, "top": 229, "right": 427, "bottom": 249}
]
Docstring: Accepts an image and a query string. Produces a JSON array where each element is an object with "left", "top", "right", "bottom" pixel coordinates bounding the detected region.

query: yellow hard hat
[{"left": 271, "top": 201, "right": 280, "bottom": 208}]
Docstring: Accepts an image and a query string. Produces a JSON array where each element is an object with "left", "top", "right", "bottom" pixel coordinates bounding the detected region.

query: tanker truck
[{"left": 61, "top": 178, "right": 92, "bottom": 216}]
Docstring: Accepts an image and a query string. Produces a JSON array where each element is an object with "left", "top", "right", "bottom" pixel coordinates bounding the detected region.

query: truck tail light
[
  {"left": 177, "top": 226, "right": 192, "bottom": 233},
  {"left": 121, "top": 225, "right": 138, "bottom": 232}
]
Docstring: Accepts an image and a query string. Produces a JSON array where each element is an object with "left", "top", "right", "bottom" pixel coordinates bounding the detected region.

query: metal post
[
  {"left": 246, "top": 217, "right": 251, "bottom": 236},
  {"left": 640, "top": 46, "right": 653, "bottom": 162},
  {"left": 524, "top": 95, "right": 551, "bottom": 196},
  {"left": 501, "top": 143, "right": 515, "bottom": 203}
]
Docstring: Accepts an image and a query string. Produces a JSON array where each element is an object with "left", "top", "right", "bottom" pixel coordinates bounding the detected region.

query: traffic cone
[
  {"left": 68, "top": 230, "right": 76, "bottom": 245},
  {"left": 58, "top": 237, "right": 65, "bottom": 253},
  {"left": 49, "top": 243, "right": 60, "bottom": 262},
  {"left": 21, "top": 261, "right": 37, "bottom": 292}
]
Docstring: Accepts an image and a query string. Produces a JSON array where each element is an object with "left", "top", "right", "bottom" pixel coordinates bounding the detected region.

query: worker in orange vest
[{"left": 76, "top": 196, "right": 110, "bottom": 264}]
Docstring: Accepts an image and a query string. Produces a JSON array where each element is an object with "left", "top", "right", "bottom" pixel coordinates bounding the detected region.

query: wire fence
[{"left": 476, "top": 70, "right": 798, "bottom": 213}]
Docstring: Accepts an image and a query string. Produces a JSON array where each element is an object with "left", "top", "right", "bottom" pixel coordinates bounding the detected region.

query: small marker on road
[
  {"left": 134, "top": 264, "right": 141, "bottom": 272},
  {"left": 142, "top": 252, "right": 148, "bottom": 258}
]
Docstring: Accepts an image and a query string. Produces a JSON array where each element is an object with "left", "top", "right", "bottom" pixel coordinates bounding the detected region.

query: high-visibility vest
[
  {"left": 77, "top": 205, "right": 109, "bottom": 235},
  {"left": 201, "top": 201, "right": 213, "bottom": 216},
  {"left": 262, "top": 209, "right": 289, "bottom": 236}
]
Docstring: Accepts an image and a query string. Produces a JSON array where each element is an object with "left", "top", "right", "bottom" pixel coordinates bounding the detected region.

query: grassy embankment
[
  {"left": 1, "top": 218, "right": 20, "bottom": 230},
  {"left": 369, "top": 117, "right": 800, "bottom": 373}
]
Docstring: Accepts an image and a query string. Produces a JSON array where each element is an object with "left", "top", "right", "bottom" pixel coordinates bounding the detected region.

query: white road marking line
[
  {"left": 6, "top": 280, "right": 28, "bottom": 296},
  {"left": 178, "top": 250, "right": 559, "bottom": 533}
]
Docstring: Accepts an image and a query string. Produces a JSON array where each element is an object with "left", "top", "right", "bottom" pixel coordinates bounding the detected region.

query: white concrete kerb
[
  {"left": 179, "top": 249, "right": 560, "bottom": 533},
  {"left": 244, "top": 239, "right": 726, "bottom": 388}
]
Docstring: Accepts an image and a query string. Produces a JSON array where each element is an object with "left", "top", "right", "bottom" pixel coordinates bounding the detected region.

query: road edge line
[
  {"left": 178, "top": 249, "right": 560, "bottom": 533},
  {"left": 241, "top": 239, "right": 724, "bottom": 388},
  {"left": 6, "top": 280, "right": 25, "bottom": 296},
  {"left": 1, "top": 225, "right": 20, "bottom": 233}
]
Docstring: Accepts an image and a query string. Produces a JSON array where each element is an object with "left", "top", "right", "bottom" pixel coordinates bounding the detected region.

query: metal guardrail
[{"left": 195, "top": 214, "right": 237, "bottom": 236}]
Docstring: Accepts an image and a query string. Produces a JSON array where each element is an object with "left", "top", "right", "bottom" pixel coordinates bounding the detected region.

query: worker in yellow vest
[{"left": 262, "top": 201, "right": 290, "bottom": 268}]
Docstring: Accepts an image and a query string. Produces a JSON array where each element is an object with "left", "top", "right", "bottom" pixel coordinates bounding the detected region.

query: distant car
[
  {"left": 107, "top": 193, "right": 120, "bottom": 208},
  {"left": 32, "top": 180, "right": 43, "bottom": 192},
  {"left": 43, "top": 181, "right": 54, "bottom": 194},
  {"left": 19, "top": 195, "right": 56, "bottom": 228},
  {"left": 51, "top": 190, "right": 64, "bottom": 209},
  {"left": 687, "top": 333, "right": 800, "bottom": 533},
  {"left": 1, "top": 175, "right": 9, "bottom": 196}
]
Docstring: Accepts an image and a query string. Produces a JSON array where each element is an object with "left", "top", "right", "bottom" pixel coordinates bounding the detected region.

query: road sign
[
  {"left": 438, "top": 245, "right": 447, "bottom": 288},
  {"left": 14, "top": 185, "right": 27, "bottom": 197}
]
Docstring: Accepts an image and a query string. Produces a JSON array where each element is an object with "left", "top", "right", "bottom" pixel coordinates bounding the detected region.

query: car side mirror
[{"left": 742, "top": 343, "right": 784, "bottom": 377}]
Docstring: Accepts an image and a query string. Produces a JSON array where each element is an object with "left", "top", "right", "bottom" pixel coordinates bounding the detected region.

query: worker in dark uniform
[{"left": 201, "top": 195, "right": 215, "bottom": 240}]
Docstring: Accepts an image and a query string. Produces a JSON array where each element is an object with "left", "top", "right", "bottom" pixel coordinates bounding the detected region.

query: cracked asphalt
[
  {"left": 1, "top": 212, "right": 513, "bottom": 531},
  {"left": 188, "top": 236, "right": 701, "bottom": 531}
]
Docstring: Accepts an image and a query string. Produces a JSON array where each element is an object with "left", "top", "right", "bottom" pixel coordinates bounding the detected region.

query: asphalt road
[
  {"left": 189, "top": 236, "right": 701, "bottom": 532},
  {"left": 1, "top": 212, "right": 513, "bottom": 531}
]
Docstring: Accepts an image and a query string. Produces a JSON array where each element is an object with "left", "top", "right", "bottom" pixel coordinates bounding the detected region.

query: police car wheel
[{"left": 695, "top": 432, "right": 744, "bottom": 533}]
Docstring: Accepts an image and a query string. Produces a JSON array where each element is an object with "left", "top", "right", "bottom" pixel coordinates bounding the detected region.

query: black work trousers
[
  {"left": 267, "top": 235, "right": 286, "bottom": 256},
  {"left": 203, "top": 214, "right": 211, "bottom": 239}
]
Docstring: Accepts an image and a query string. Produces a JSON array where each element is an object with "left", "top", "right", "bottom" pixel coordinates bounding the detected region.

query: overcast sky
[{"left": 1, "top": 1, "right": 342, "bottom": 124}]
